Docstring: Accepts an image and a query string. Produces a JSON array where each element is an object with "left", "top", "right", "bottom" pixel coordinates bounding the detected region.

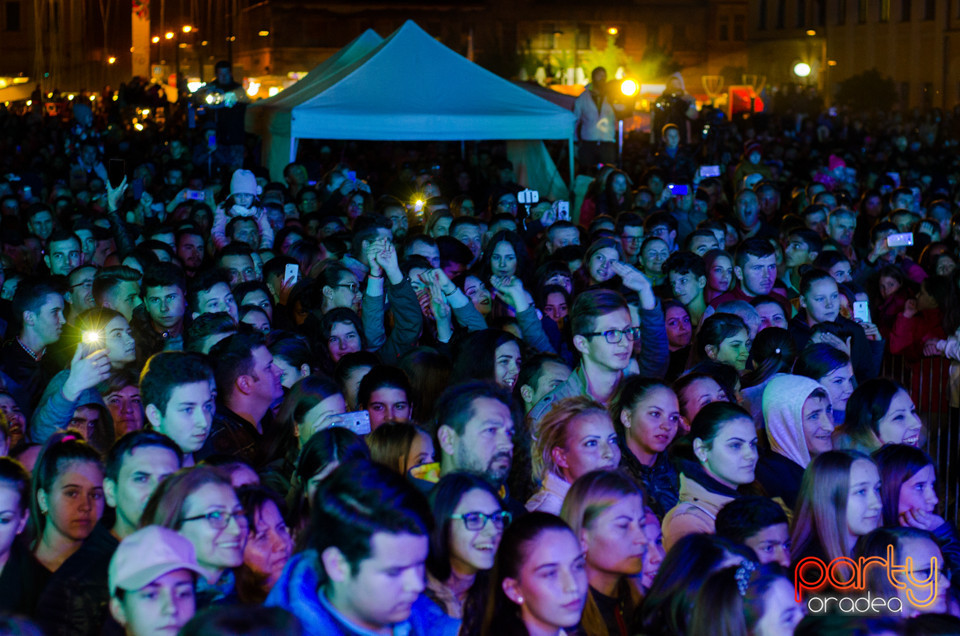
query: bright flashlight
[
  {"left": 82, "top": 331, "right": 101, "bottom": 345},
  {"left": 620, "top": 79, "right": 639, "bottom": 97},
  {"left": 793, "top": 62, "right": 811, "bottom": 78}
]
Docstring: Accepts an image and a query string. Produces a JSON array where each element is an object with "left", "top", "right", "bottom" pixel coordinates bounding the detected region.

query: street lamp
[
  {"left": 793, "top": 62, "right": 811, "bottom": 78},
  {"left": 607, "top": 27, "right": 619, "bottom": 36}
]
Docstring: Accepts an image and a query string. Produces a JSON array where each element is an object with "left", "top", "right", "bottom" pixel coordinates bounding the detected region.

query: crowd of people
[{"left": 2, "top": 63, "right": 960, "bottom": 635}]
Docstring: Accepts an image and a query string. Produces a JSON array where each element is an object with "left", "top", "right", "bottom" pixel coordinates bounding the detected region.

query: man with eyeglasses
[
  {"left": 616, "top": 213, "right": 644, "bottom": 265},
  {"left": 35, "top": 431, "right": 184, "bottom": 636},
  {"left": 530, "top": 279, "right": 667, "bottom": 425},
  {"left": 644, "top": 211, "right": 679, "bottom": 253},
  {"left": 67, "top": 264, "right": 98, "bottom": 319}
]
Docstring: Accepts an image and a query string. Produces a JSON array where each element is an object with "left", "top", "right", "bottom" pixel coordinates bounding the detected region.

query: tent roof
[
  {"left": 250, "top": 29, "right": 384, "bottom": 111},
  {"left": 249, "top": 20, "right": 574, "bottom": 141}
]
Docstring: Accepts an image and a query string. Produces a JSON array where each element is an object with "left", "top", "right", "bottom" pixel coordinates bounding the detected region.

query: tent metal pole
[
  {"left": 568, "top": 136, "right": 575, "bottom": 197},
  {"left": 461, "top": 140, "right": 465, "bottom": 160}
]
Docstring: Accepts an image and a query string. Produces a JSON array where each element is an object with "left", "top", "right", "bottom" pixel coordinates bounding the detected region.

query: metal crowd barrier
[{"left": 882, "top": 353, "right": 959, "bottom": 525}]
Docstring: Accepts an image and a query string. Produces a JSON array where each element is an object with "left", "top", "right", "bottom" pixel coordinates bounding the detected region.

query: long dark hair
[
  {"left": 636, "top": 533, "right": 758, "bottom": 635},
  {"left": 872, "top": 444, "right": 937, "bottom": 527},
  {"left": 462, "top": 512, "right": 578, "bottom": 636},
  {"left": 427, "top": 473, "right": 501, "bottom": 581},
  {"left": 451, "top": 329, "right": 521, "bottom": 386},
  {"left": 741, "top": 327, "right": 797, "bottom": 389},
  {"left": 836, "top": 378, "right": 904, "bottom": 451}
]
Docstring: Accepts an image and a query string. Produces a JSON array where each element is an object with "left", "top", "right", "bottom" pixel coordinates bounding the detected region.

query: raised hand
[
  {"left": 105, "top": 175, "right": 128, "bottom": 212},
  {"left": 364, "top": 239, "right": 383, "bottom": 278},
  {"left": 610, "top": 261, "right": 656, "bottom": 309},
  {"left": 63, "top": 345, "right": 112, "bottom": 402},
  {"left": 810, "top": 331, "right": 852, "bottom": 356},
  {"left": 490, "top": 275, "right": 530, "bottom": 312}
]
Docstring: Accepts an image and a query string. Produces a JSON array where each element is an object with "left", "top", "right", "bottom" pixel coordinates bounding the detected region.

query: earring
[{"left": 517, "top": 596, "right": 524, "bottom": 605}]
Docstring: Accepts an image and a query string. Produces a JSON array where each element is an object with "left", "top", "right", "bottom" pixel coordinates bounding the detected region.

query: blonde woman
[
  {"left": 560, "top": 470, "right": 647, "bottom": 636},
  {"left": 527, "top": 397, "right": 621, "bottom": 515}
]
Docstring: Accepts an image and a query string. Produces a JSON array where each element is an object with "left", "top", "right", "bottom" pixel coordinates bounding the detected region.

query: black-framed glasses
[
  {"left": 450, "top": 510, "right": 512, "bottom": 531},
  {"left": 182, "top": 508, "right": 248, "bottom": 530},
  {"left": 582, "top": 327, "right": 641, "bottom": 344},
  {"left": 337, "top": 283, "right": 360, "bottom": 293}
]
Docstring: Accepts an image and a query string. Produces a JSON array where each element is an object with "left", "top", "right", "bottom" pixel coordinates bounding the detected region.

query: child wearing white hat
[
  {"left": 211, "top": 168, "right": 275, "bottom": 251},
  {"left": 108, "top": 526, "right": 206, "bottom": 636}
]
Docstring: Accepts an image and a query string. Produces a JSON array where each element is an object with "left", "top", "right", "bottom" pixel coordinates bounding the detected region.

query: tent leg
[
  {"left": 568, "top": 137, "right": 575, "bottom": 198},
  {"left": 461, "top": 140, "right": 466, "bottom": 160}
]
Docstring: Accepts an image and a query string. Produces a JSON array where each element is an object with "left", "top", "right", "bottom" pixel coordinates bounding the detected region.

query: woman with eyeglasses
[
  {"left": 426, "top": 473, "right": 510, "bottom": 619},
  {"left": 141, "top": 466, "right": 248, "bottom": 608},
  {"left": 316, "top": 262, "right": 362, "bottom": 315}
]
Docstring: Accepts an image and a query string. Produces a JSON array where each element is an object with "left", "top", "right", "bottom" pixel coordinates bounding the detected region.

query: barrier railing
[{"left": 881, "top": 353, "right": 959, "bottom": 525}]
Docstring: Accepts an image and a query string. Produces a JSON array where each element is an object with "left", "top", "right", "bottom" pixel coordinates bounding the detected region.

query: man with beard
[
  {"left": 434, "top": 381, "right": 524, "bottom": 515},
  {"left": 176, "top": 228, "right": 205, "bottom": 276}
]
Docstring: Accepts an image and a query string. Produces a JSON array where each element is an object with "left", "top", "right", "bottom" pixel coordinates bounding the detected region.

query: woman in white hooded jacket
[{"left": 755, "top": 374, "right": 834, "bottom": 510}]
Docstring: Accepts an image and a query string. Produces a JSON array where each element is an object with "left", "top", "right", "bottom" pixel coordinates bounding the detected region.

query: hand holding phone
[
  {"left": 886, "top": 232, "right": 914, "bottom": 248},
  {"left": 329, "top": 410, "right": 372, "bottom": 436},
  {"left": 853, "top": 301, "right": 871, "bottom": 324},
  {"left": 284, "top": 264, "right": 300, "bottom": 286}
]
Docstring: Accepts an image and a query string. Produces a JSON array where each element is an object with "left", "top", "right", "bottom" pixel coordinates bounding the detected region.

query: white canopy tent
[
  {"left": 246, "top": 29, "right": 385, "bottom": 182},
  {"left": 246, "top": 20, "right": 575, "bottom": 186}
]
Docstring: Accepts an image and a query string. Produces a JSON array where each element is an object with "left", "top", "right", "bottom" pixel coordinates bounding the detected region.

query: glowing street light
[
  {"left": 165, "top": 32, "right": 174, "bottom": 40},
  {"left": 607, "top": 27, "right": 619, "bottom": 36},
  {"left": 619, "top": 79, "right": 639, "bottom": 97},
  {"left": 806, "top": 29, "right": 817, "bottom": 36},
  {"left": 182, "top": 25, "right": 192, "bottom": 33},
  {"left": 258, "top": 30, "right": 270, "bottom": 37},
  {"left": 152, "top": 35, "right": 160, "bottom": 44},
  {"left": 107, "top": 56, "right": 116, "bottom": 64},
  {"left": 793, "top": 62, "right": 811, "bottom": 78}
]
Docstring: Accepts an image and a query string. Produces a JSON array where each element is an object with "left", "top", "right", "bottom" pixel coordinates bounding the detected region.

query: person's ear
[
  {"left": 572, "top": 334, "right": 590, "bottom": 356},
  {"left": 734, "top": 266, "right": 744, "bottom": 283},
  {"left": 437, "top": 424, "right": 458, "bottom": 457},
  {"left": 22, "top": 310, "right": 36, "bottom": 328},
  {"left": 299, "top": 363, "right": 311, "bottom": 378},
  {"left": 15, "top": 510, "right": 29, "bottom": 536},
  {"left": 321, "top": 546, "right": 350, "bottom": 583},
  {"left": 237, "top": 374, "right": 253, "bottom": 395},
  {"left": 502, "top": 577, "right": 523, "bottom": 606},
  {"left": 809, "top": 250, "right": 820, "bottom": 263},
  {"left": 37, "top": 489, "right": 48, "bottom": 515},
  {"left": 697, "top": 276, "right": 707, "bottom": 291},
  {"left": 799, "top": 295, "right": 808, "bottom": 310},
  {"left": 519, "top": 384, "right": 534, "bottom": 405},
  {"left": 145, "top": 404, "right": 162, "bottom": 430},
  {"left": 109, "top": 598, "right": 128, "bottom": 628},
  {"left": 704, "top": 344, "right": 719, "bottom": 361},
  {"left": 43, "top": 255, "right": 51, "bottom": 271},
  {"left": 104, "top": 478, "right": 118, "bottom": 509},
  {"left": 620, "top": 409, "right": 632, "bottom": 430},
  {"left": 551, "top": 446, "right": 569, "bottom": 471},
  {"left": 693, "top": 438, "right": 709, "bottom": 463},
  {"left": 192, "top": 311, "right": 200, "bottom": 320},
  {"left": 322, "top": 285, "right": 335, "bottom": 301}
]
